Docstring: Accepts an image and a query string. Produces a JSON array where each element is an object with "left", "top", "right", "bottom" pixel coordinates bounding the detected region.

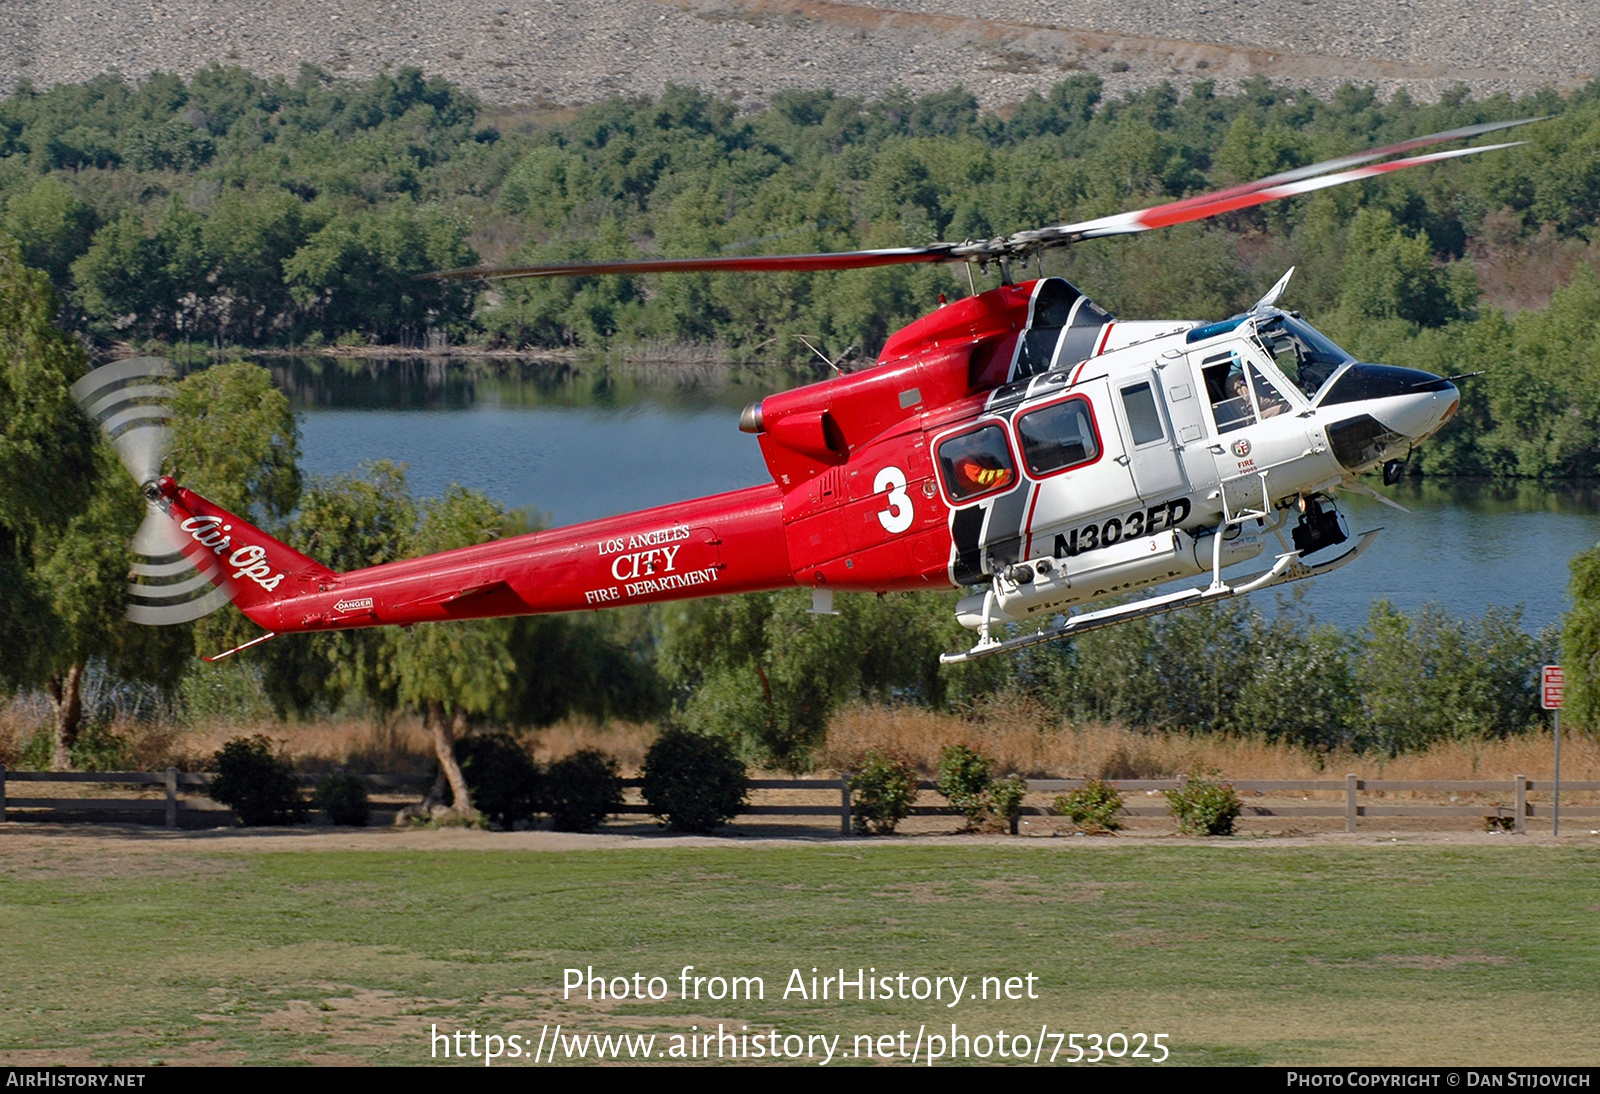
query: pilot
[
  {"left": 955, "top": 453, "right": 1012, "bottom": 494},
  {"left": 1214, "top": 363, "right": 1252, "bottom": 428},
  {"left": 1226, "top": 364, "right": 1289, "bottom": 419},
  {"left": 1249, "top": 369, "right": 1291, "bottom": 419}
]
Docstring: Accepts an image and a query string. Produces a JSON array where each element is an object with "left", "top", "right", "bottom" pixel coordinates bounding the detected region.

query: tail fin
[{"left": 153, "top": 477, "right": 336, "bottom": 626}]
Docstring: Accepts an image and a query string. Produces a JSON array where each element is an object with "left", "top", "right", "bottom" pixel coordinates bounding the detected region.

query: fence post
[
  {"left": 1345, "top": 773, "right": 1359, "bottom": 833},
  {"left": 164, "top": 767, "right": 178, "bottom": 830},
  {"left": 1514, "top": 774, "right": 1527, "bottom": 835},
  {"left": 839, "top": 775, "right": 852, "bottom": 836},
  {"left": 1, "top": 764, "right": 7, "bottom": 823}
]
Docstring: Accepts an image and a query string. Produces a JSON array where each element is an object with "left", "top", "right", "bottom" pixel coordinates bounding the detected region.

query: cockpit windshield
[{"left": 1253, "top": 316, "right": 1354, "bottom": 400}]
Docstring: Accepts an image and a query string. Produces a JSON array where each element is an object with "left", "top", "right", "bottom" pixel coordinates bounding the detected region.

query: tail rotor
[{"left": 72, "top": 358, "right": 231, "bottom": 625}]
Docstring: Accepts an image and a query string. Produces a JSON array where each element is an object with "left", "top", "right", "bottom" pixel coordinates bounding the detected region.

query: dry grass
[
  {"left": 0, "top": 701, "right": 662, "bottom": 776},
  {"left": 821, "top": 697, "right": 1600, "bottom": 783},
  {"left": 519, "top": 718, "right": 658, "bottom": 772},
  {"left": 5, "top": 695, "right": 1593, "bottom": 785},
  {"left": 0, "top": 703, "right": 31, "bottom": 768}
]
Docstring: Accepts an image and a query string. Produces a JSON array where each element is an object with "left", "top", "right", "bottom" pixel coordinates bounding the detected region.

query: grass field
[{"left": 1, "top": 830, "right": 1596, "bottom": 1067}]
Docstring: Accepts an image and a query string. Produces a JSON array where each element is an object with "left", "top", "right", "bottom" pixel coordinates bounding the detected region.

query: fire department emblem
[{"left": 1230, "top": 438, "right": 1252, "bottom": 458}]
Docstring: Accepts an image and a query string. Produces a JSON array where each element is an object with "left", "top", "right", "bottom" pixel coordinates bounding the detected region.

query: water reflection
[
  {"left": 284, "top": 357, "right": 1599, "bottom": 634},
  {"left": 266, "top": 354, "right": 767, "bottom": 412},
  {"left": 1280, "top": 479, "right": 1598, "bottom": 633},
  {"left": 290, "top": 356, "right": 779, "bottom": 530}
]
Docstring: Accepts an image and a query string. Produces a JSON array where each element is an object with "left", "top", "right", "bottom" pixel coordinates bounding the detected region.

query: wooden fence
[
  {"left": 0, "top": 767, "right": 428, "bottom": 828},
  {"left": 2, "top": 766, "right": 1595, "bottom": 834}
]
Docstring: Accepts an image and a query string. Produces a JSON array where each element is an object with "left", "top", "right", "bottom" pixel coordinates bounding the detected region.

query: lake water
[{"left": 278, "top": 357, "right": 1600, "bottom": 635}]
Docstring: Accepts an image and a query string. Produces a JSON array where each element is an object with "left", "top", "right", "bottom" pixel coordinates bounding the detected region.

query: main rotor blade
[
  {"left": 1250, "top": 266, "right": 1296, "bottom": 314},
  {"left": 428, "top": 116, "right": 1543, "bottom": 283},
  {"left": 1054, "top": 141, "right": 1524, "bottom": 241},
  {"left": 1123, "top": 116, "right": 1544, "bottom": 222},
  {"left": 429, "top": 244, "right": 959, "bottom": 281}
]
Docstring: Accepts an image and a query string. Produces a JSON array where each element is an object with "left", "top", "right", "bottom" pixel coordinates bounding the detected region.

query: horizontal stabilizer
[{"left": 441, "top": 580, "right": 515, "bottom": 605}]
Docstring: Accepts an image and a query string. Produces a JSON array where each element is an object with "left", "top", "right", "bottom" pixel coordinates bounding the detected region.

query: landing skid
[{"left": 939, "top": 529, "right": 1381, "bottom": 664}]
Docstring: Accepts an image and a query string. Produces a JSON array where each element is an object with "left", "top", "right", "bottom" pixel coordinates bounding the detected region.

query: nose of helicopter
[
  {"left": 1371, "top": 377, "right": 1459, "bottom": 443},
  {"left": 1318, "top": 363, "right": 1459, "bottom": 443}
]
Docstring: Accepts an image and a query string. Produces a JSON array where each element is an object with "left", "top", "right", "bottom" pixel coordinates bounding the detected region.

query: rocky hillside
[{"left": 2, "top": 0, "right": 1593, "bottom": 110}]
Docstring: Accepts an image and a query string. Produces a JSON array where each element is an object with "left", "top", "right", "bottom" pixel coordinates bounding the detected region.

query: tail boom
[{"left": 156, "top": 477, "right": 798, "bottom": 633}]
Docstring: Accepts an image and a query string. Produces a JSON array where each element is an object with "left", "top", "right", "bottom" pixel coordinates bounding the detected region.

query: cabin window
[
  {"left": 1201, "top": 352, "right": 1256, "bottom": 434},
  {"left": 1121, "top": 382, "right": 1166, "bottom": 446},
  {"left": 937, "top": 424, "right": 1018, "bottom": 502},
  {"left": 1016, "top": 397, "right": 1100, "bottom": 476}
]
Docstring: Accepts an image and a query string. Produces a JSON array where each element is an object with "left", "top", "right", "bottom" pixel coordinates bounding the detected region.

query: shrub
[
  {"left": 455, "top": 733, "right": 543, "bottom": 828},
  {"left": 545, "top": 748, "right": 622, "bottom": 832},
  {"left": 1165, "top": 764, "right": 1242, "bottom": 836},
  {"left": 988, "top": 774, "right": 1028, "bottom": 835},
  {"left": 936, "top": 744, "right": 994, "bottom": 829},
  {"left": 207, "top": 735, "right": 306, "bottom": 826},
  {"left": 849, "top": 749, "right": 921, "bottom": 835},
  {"left": 314, "top": 772, "right": 370, "bottom": 826},
  {"left": 18, "top": 726, "right": 53, "bottom": 770},
  {"left": 1054, "top": 778, "right": 1125, "bottom": 833},
  {"left": 68, "top": 721, "right": 134, "bottom": 772},
  {"left": 13, "top": 723, "right": 134, "bottom": 771},
  {"left": 640, "top": 726, "right": 749, "bottom": 834}
]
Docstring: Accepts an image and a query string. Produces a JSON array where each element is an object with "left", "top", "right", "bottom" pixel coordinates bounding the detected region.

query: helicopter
[{"left": 75, "top": 117, "right": 1534, "bottom": 664}]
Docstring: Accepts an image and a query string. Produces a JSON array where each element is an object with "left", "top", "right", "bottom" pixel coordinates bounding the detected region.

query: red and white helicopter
[{"left": 77, "top": 118, "right": 1533, "bottom": 664}]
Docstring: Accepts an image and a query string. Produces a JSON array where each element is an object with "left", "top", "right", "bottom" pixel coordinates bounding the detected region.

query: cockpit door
[{"left": 1191, "top": 340, "right": 1313, "bottom": 516}]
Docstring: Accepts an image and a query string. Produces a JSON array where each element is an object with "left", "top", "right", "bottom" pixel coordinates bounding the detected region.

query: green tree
[
  {"left": 1563, "top": 543, "right": 1600, "bottom": 732},
  {"left": 164, "top": 362, "right": 303, "bottom": 667},
  {"left": 392, "top": 485, "right": 516, "bottom": 819},
  {"left": 30, "top": 447, "right": 144, "bottom": 768},
  {"left": 0, "top": 236, "right": 95, "bottom": 537},
  {"left": 197, "top": 187, "right": 310, "bottom": 343},
  {"left": 282, "top": 201, "right": 476, "bottom": 344},
  {"left": 0, "top": 236, "right": 137, "bottom": 768},
  {"left": 1355, "top": 600, "right": 1541, "bottom": 752},
  {"left": 2, "top": 177, "right": 96, "bottom": 286},
  {"left": 166, "top": 362, "right": 301, "bottom": 526},
  {"left": 260, "top": 460, "right": 416, "bottom": 717},
  {"left": 1333, "top": 207, "right": 1476, "bottom": 329},
  {"left": 657, "top": 589, "right": 1007, "bottom": 771},
  {"left": 70, "top": 200, "right": 210, "bottom": 341},
  {"left": 1484, "top": 265, "right": 1600, "bottom": 479}
]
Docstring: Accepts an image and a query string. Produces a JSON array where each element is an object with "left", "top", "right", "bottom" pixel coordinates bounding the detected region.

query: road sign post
[{"left": 1542, "top": 665, "right": 1564, "bottom": 838}]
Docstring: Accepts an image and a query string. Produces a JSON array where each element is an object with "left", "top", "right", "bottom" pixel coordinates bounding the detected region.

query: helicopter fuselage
[{"left": 152, "top": 274, "right": 1457, "bottom": 654}]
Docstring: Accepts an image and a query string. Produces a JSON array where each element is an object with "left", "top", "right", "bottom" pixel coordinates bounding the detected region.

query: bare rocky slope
[{"left": 1, "top": 0, "right": 1593, "bottom": 111}]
